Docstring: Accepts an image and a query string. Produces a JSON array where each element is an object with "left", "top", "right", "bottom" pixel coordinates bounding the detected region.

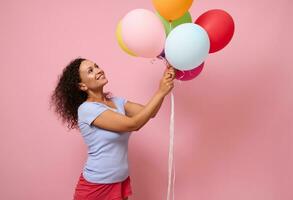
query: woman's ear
[{"left": 78, "top": 83, "right": 87, "bottom": 91}]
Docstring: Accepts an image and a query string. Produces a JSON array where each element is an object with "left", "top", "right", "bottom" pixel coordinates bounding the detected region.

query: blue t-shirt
[{"left": 77, "top": 96, "right": 131, "bottom": 184}]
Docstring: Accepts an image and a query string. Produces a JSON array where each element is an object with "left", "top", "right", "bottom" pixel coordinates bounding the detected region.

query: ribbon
[{"left": 167, "top": 91, "right": 175, "bottom": 200}]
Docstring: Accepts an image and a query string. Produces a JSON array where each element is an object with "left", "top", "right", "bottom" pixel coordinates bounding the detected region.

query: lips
[{"left": 96, "top": 73, "right": 104, "bottom": 80}]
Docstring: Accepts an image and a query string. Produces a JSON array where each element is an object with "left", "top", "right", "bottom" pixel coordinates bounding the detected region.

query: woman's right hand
[{"left": 158, "top": 65, "right": 176, "bottom": 97}]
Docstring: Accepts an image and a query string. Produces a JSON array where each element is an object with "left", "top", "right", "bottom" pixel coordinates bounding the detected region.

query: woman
[{"left": 50, "top": 57, "right": 175, "bottom": 200}]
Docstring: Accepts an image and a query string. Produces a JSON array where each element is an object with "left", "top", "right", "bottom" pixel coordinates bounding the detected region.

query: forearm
[
  {"left": 151, "top": 96, "right": 164, "bottom": 118},
  {"left": 131, "top": 91, "right": 165, "bottom": 130}
]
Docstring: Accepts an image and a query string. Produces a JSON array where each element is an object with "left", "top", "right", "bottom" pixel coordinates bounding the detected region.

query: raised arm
[
  {"left": 91, "top": 67, "right": 175, "bottom": 133},
  {"left": 92, "top": 91, "right": 165, "bottom": 133},
  {"left": 124, "top": 66, "right": 173, "bottom": 119},
  {"left": 124, "top": 97, "right": 164, "bottom": 119}
]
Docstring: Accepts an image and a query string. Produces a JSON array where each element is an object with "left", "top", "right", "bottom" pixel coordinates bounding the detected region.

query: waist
[{"left": 83, "top": 163, "right": 129, "bottom": 183}]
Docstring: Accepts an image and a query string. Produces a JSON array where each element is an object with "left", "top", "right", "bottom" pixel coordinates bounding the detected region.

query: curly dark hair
[{"left": 50, "top": 57, "right": 111, "bottom": 131}]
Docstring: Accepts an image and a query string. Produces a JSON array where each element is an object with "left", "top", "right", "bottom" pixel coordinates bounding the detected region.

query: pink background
[{"left": 0, "top": 0, "right": 292, "bottom": 199}]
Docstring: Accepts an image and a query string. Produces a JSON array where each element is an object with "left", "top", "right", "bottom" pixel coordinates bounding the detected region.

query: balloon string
[
  {"left": 167, "top": 91, "right": 175, "bottom": 200},
  {"left": 172, "top": 119, "right": 176, "bottom": 200}
]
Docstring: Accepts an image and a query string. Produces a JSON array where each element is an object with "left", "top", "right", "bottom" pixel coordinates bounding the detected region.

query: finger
[
  {"left": 166, "top": 79, "right": 173, "bottom": 84},
  {"left": 164, "top": 69, "right": 172, "bottom": 76},
  {"left": 167, "top": 72, "right": 173, "bottom": 77},
  {"left": 166, "top": 73, "right": 175, "bottom": 79},
  {"left": 169, "top": 71, "right": 175, "bottom": 76},
  {"left": 163, "top": 70, "right": 170, "bottom": 75},
  {"left": 164, "top": 79, "right": 172, "bottom": 84},
  {"left": 164, "top": 80, "right": 173, "bottom": 85},
  {"left": 165, "top": 79, "right": 174, "bottom": 84},
  {"left": 169, "top": 68, "right": 176, "bottom": 73},
  {"left": 167, "top": 70, "right": 175, "bottom": 76},
  {"left": 165, "top": 75, "right": 174, "bottom": 81},
  {"left": 163, "top": 73, "right": 171, "bottom": 79},
  {"left": 167, "top": 84, "right": 174, "bottom": 89},
  {"left": 167, "top": 70, "right": 175, "bottom": 75},
  {"left": 164, "top": 72, "right": 173, "bottom": 79},
  {"left": 166, "top": 82, "right": 173, "bottom": 88},
  {"left": 168, "top": 66, "right": 175, "bottom": 70}
]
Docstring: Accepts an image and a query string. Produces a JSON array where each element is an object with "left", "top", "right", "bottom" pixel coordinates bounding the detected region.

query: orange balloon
[{"left": 152, "top": 0, "right": 194, "bottom": 21}]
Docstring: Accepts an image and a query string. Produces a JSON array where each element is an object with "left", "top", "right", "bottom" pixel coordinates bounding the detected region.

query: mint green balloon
[{"left": 158, "top": 12, "right": 192, "bottom": 35}]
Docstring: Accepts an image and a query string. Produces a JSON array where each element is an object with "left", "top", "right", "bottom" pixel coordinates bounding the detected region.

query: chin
[{"left": 102, "top": 79, "right": 108, "bottom": 85}]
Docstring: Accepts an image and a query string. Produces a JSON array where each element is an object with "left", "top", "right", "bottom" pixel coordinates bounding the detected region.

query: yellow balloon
[
  {"left": 116, "top": 21, "right": 137, "bottom": 57},
  {"left": 152, "top": 0, "right": 194, "bottom": 21}
]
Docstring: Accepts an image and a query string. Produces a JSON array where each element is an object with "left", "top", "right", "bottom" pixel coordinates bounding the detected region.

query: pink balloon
[
  {"left": 175, "top": 63, "right": 204, "bottom": 81},
  {"left": 121, "top": 9, "right": 166, "bottom": 58}
]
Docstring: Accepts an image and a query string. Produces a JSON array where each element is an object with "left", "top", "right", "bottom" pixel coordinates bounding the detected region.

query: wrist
[{"left": 155, "top": 90, "right": 166, "bottom": 98}]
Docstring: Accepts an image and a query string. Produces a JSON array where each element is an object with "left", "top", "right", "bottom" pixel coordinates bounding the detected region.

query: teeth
[{"left": 97, "top": 74, "right": 104, "bottom": 80}]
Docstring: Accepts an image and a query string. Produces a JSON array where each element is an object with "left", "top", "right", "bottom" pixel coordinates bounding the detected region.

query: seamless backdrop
[{"left": 0, "top": 0, "right": 292, "bottom": 200}]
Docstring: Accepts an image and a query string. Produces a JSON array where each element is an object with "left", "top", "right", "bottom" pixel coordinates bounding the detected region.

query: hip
[{"left": 73, "top": 173, "right": 132, "bottom": 200}]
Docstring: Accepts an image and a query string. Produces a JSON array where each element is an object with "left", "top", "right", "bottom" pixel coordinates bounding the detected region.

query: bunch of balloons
[{"left": 116, "top": 0, "right": 235, "bottom": 81}]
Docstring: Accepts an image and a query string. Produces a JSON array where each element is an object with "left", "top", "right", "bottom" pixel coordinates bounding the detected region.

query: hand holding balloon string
[{"left": 164, "top": 60, "right": 176, "bottom": 79}]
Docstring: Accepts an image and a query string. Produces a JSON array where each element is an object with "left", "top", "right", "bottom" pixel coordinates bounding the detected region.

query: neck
[{"left": 87, "top": 89, "right": 107, "bottom": 102}]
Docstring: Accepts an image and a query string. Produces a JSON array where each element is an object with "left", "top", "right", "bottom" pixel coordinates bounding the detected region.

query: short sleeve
[
  {"left": 113, "top": 96, "right": 128, "bottom": 106},
  {"left": 78, "top": 103, "right": 108, "bottom": 125}
]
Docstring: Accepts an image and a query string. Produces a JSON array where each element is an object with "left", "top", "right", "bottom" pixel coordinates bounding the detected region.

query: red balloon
[
  {"left": 195, "top": 9, "right": 235, "bottom": 53},
  {"left": 175, "top": 63, "right": 204, "bottom": 81}
]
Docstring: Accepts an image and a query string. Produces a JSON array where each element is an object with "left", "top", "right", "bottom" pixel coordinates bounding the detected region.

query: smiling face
[{"left": 78, "top": 59, "right": 108, "bottom": 93}]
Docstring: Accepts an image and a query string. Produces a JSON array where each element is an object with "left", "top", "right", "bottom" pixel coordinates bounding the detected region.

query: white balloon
[{"left": 165, "top": 23, "right": 210, "bottom": 70}]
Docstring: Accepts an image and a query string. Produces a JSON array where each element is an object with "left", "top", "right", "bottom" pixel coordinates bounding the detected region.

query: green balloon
[{"left": 157, "top": 12, "right": 192, "bottom": 35}]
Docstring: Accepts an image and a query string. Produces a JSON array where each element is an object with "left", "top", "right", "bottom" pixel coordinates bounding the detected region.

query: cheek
[
  {"left": 86, "top": 74, "right": 95, "bottom": 82},
  {"left": 79, "top": 73, "right": 87, "bottom": 83},
  {"left": 80, "top": 76, "right": 93, "bottom": 86}
]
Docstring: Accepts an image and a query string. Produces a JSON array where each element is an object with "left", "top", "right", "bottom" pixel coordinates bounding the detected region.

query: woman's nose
[
  {"left": 96, "top": 68, "right": 103, "bottom": 74},
  {"left": 95, "top": 67, "right": 101, "bottom": 73}
]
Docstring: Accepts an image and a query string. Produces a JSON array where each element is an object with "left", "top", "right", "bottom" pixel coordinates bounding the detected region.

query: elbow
[
  {"left": 130, "top": 124, "right": 142, "bottom": 132},
  {"left": 127, "top": 126, "right": 140, "bottom": 132},
  {"left": 120, "top": 124, "right": 138, "bottom": 133},
  {"left": 127, "top": 118, "right": 140, "bottom": 132}
]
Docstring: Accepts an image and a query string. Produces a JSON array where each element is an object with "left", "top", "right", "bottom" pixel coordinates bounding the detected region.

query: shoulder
[
  {"left": 77, "top": 101, "right": 109, "bottom": 125},
  {"left": 78, "top": 101, "right": 106, "bottom": 114},
  {"left": 111, "top": 96, "right": 128, "bottom": 105}
]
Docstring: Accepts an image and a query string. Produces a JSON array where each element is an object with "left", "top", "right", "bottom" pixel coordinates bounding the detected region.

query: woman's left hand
[{"left": 164, "top": 64, "right": 176, "bottom": 80}]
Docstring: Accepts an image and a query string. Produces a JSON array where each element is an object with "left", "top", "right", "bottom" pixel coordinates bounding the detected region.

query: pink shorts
[{"left": 73, "top": 173, "right": 132, "bottom": 200}]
